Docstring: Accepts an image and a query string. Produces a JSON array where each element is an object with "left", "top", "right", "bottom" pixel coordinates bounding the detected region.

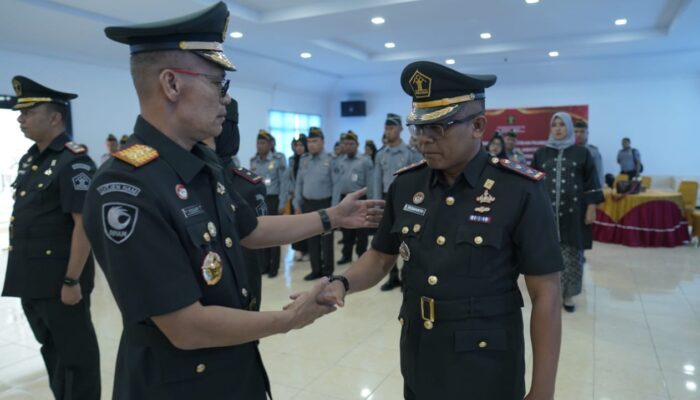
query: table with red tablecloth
[{"left": 593, "top": 190, "right": 690, "bottom": 247}]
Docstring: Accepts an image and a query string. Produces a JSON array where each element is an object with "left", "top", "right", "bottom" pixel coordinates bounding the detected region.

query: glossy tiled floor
[{"left": 0, "top": 226, "right": 699, "bottom": 399}]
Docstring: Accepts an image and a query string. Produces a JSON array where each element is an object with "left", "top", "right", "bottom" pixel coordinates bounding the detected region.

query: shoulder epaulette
[
  {"left": 393, "top": 159, "right": 427, "bottom": 176},
  {"left": 64, "top": 141, "right": 86, "bottom": 154},
  {"left": 490, "top": 156, "right": 544, "bottom": 181},
  {"left": 231, "top": 166, "right": 263, "bottom": 184},
  {"left": 112, "top": 144, "right": 159, "bottom": 168}
]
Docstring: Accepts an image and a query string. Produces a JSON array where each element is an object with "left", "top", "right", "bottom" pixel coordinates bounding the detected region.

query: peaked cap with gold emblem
[
  {"left": 257, "top": 129, "right": 272, "bottom": 142},
  {"left": 308, "top": 127, "right": 324, "bottom": 139},
  {"left": 11, "top": 76, "right": 77, "bottom": 110},
  {"left": 400, "top": 61, "right": 496, "bottom": 125},
  {"left": 104, "top": 1, "right": 235, "bottom": 71}
]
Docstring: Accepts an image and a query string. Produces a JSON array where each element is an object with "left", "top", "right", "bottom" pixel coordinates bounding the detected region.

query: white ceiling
[{"left": 1, "top": 0, "right": 699, "bottom": 95}]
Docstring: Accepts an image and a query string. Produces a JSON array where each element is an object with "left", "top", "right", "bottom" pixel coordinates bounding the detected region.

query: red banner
[{"left": 484, "top": 105, "right": 589, "bottom": 160}]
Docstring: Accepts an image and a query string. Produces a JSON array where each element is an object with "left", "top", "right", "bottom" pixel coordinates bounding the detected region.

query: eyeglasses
[
  {"left": 408, "top": 111, "right": 483, "bottom": 140},
  {"left": 168, "top": 68, "right": 230, "bottom": 97}
]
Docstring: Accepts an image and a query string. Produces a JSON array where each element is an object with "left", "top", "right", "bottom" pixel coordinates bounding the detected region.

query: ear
[
  {"left": 471, "top": 115, "right": 487, "bottom": 139},
  {"left": 49, "top": 109, "right": 63, "bottom": 127},
  {"left": 159, "top": 69, "right": 181, "bottom": 102}
]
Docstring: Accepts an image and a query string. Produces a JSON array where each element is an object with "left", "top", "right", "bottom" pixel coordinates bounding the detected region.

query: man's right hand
[{"left": 283, "top": 278, "right": 336, "bottom": 330}]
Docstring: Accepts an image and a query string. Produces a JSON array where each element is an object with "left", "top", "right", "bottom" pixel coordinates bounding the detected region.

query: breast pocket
[
  {"left": 390, "top": 216, "right": 426, "bottom": 265},
  {"left": 455, "top": 224, "right": 504, "bottom": 277}
]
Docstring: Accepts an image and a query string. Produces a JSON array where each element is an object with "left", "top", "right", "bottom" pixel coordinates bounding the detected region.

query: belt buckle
[{"left": 420, "top": 296, "right": 435, "bottom": 323}]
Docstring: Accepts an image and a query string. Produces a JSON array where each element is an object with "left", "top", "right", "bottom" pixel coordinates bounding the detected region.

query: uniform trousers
[
  {"left": 21, "top": 296, "right": 101, "bottom": 400},
  {"left": 263, "top": 195, "right": 281, "bottom": 275},
  {"left": 301, "top": 197, "right": 334, "bottom": 275},
  {"left": 339, "top": 194, "right": 368, "bottom": 260}
]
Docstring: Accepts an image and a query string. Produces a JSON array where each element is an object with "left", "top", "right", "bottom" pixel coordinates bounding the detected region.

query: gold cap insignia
[
  {"left": 12, "top": 79, "right": 21, "bottom": 96},
  {"left": 409, "top": 70, "right": 432, "bottom": 99},
  {"left": 476, "top": 189, "right": 496, "bottom": 204},
  {"left": 201, "top": 251, "right": 223, "bottom": 285}
]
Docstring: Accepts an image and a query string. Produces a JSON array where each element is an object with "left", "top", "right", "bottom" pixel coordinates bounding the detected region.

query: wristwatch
[
  {"left": 317, "top": 209, "right": 332, "bottom": 234},
  {"left": 63, "top": 277, "right": 79, "bottom": 286},
  {"left": 328, "top": 275, "right": 349, "bottom": 292}
]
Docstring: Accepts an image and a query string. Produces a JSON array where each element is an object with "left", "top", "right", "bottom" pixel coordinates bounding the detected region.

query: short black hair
[
  {"left": 622, "top": 137, "right": 631, "bottom": 142},
  {"left": 44, "top": 103, "right": 68, "bottom": 123},
  {"left": 574, "top": 120, "right": 588, "bottom": 129}
]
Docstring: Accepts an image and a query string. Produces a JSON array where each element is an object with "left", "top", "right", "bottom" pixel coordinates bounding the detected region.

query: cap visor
[{"left": 407, "top": 104, "right": 461, "bottom": 125}]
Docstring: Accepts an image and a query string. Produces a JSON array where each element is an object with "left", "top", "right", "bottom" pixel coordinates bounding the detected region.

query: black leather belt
[{"left": 402, "top": 290, "right": 524, "bottom": 323}]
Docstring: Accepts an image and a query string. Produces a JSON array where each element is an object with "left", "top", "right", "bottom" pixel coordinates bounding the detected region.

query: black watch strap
[
  {"left": 317, "top": 209, "right": 332, "bottom": 233},
  {"left": 63, "top": 277, "right": 79, "bottom": 286},
  {"left": 329, "top": 275, "right": 349, "bottom": 292}
]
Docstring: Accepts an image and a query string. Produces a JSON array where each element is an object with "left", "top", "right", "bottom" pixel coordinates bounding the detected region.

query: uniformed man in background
[
  {"left": 504, "top": 130, "right": 528, "bottom": 164},
  {"left": 3, "top": 76, "right": 100, "bottom": 399},
  {"left": 334, "top": 130, "right": 374, "bottom": 265},
  {"left": 373, "top": 113, "right": 422, "bottom": 291},
  {"left": 318, "top": 61, "right": 563, "bottom": 400},
  {"left": 211, "top": 100, "right": 267, "bottom": 306},
  {"left": 250, "top": 129, "right": 286, "bottom": 277},
  {"left": 294, "top": 127, "right": 338, "bottom": 280},
  {"left": 83, "top": 3, "right": 383, "bottom": 399}
]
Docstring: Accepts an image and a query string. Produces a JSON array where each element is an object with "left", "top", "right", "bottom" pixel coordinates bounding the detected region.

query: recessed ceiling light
[
  {"left": 615, "top": 18, "right": 628, "bottom": 26},
  {"left": 371, "top": 17, "right": 385, "bottom": 25},
  {"left": 480, "top": 32, "right": 492, "bottom": 39},
  {"left": 300, "top": 52, "right": 312, "bottom": 59},
  {"left": 548, "top": 51, "right": 559, "bottom": 58},
  {"left": 525, "top": 0, "right": 539, "bottom": 4},
  {"left": 445, "top": 59, "right": 456, "bottom": 65},
  {"left": 229, "top": 31, "right": 243, "bottom": 39},
  {"left": 384, "top": 42, "right": 396, "bottom": 49}
]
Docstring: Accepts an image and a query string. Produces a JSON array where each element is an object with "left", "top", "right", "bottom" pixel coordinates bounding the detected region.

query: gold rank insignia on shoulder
[
  {"left": 113, "top": 144, "right": 159, "bottom": 168},
  {"left": 476, "top": 189, "right": 495, "bottom": 204},
  {"left": 64, "top": 141, "right": 86, "bottom": 154},
  {"left": 393, "top": 159, "right": 428, "bottom": 176},
  {"left": 201, "top": 251, "right": 223, "bottom": 286},
  {"left": 494, "top": 158, "right": 545, "bottom": 181},
  {"left": 232, "top": 166, "right": 263, "bottom": 184}
]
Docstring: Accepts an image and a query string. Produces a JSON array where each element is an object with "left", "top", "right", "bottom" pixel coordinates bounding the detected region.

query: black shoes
[
  {"left": 268, "top": 270, "right": 278, "bottom": 278},
  {"left": 337, "top": 257, "right": 352, "bottom": 265},
  {"left": 303, "top": 272, "right": 324, "bottom": 281},
  {"left": 563, "top": 304, "right": 575, "bottom": 313},
  {"left": 380, "top": 279, "right": 401, "bottom": 291}
]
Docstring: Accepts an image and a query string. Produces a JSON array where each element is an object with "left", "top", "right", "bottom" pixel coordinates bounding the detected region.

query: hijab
[
  {"left": 545, "top": 111, "right": 575, "bottom": 150},
  {"left": 487, "top": 134, "right": 507, "bottom": 158}
]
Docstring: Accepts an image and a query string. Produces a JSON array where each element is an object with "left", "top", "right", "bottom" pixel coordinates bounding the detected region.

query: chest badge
[
  {"left": 483, "top": 179, "right": 495, "bottom": 190},
  {"left": 216, "top": 182, "right": 226, "bottom": 195},
  {"left": 268, "top": 162, "right": 275, "bottom": 170},
  {"left": 399, "top": 241, "right": 411, "bottom": 262},
  {"left": 469, "top": 215, "right": 492, "bottom": 224},
  {"left": 413, "top": 192, "right": 425, "bottom": 204},
  {"left": 474, "top": 206, "right": 491, "bottom": 214},
  {"left": 175, "top": 184, "right": 188, "bottom": 200},
  {"left": 50, "top": 159, "right": 57, "bottom": 167},
  {"left": 476, "top": 190, "right": 495, "bottom": 204},
  {"left": 201, "top": 251, "right": 223, "bottom": 286},
  {"left": 207, "top": 221, "right": 218, "bottom": 238},
  {"left": 44, "top": 168, "right": 53, "bottom": 176}
]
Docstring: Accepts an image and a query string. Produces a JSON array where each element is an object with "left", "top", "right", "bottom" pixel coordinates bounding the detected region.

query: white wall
[
  {"left": 328, "top": 74, "right": 700, "bottom": 178},
  {"left": 0, "top": 49, "right": 329, "bottom": 167}
]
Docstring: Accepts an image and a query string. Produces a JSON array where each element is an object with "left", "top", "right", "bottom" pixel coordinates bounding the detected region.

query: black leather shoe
[
  {"left": 563, "top": 304, "right": 575, "bottom": 313},
  {"left": 337, "top": 257, "right": 352, "bottom": 265},
  {"left": 380, "top": 279, "right": 401, "bottom": 291},
  {"left": 268, "top": 270, "right": 278, "bottom": 278},
  {"left": 303, "top": 272, "right": 323, "bottom": 281}
]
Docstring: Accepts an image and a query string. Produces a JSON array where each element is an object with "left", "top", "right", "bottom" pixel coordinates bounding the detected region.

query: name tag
[
  {"left": 403, "top": 204, "right": 426, "bottom": 216},
  {"left": 351, "top": 173, "right": 358, "bottom": 182}
]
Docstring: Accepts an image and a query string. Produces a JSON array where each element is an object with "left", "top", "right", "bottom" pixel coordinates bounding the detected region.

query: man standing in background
[
  {"left": 3, "top": 76, "right": 100, "bottom": 399},
  {"left": 100, "top": 133, "right": 118, "bottom": 165},
  {"left": 574, "top": 120, "right": 604, "bottom": 187},
  {"left": 250, "top": 130, "right": 286, "bottom": 277},
  {"left": 373, "top": 113, "right": 422, "bottom": 291},
  {"left": 334, "top": 130, "right": 374, "bottom": 265},
  {"left": 504, "top": 130, "right": 528, "bottom": 164},
  {"left": 295, "top": 127, "right": 337, "bottom": 280},
  {"left": 617, "top": 137, "right": 642, "bottom": 179}
]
